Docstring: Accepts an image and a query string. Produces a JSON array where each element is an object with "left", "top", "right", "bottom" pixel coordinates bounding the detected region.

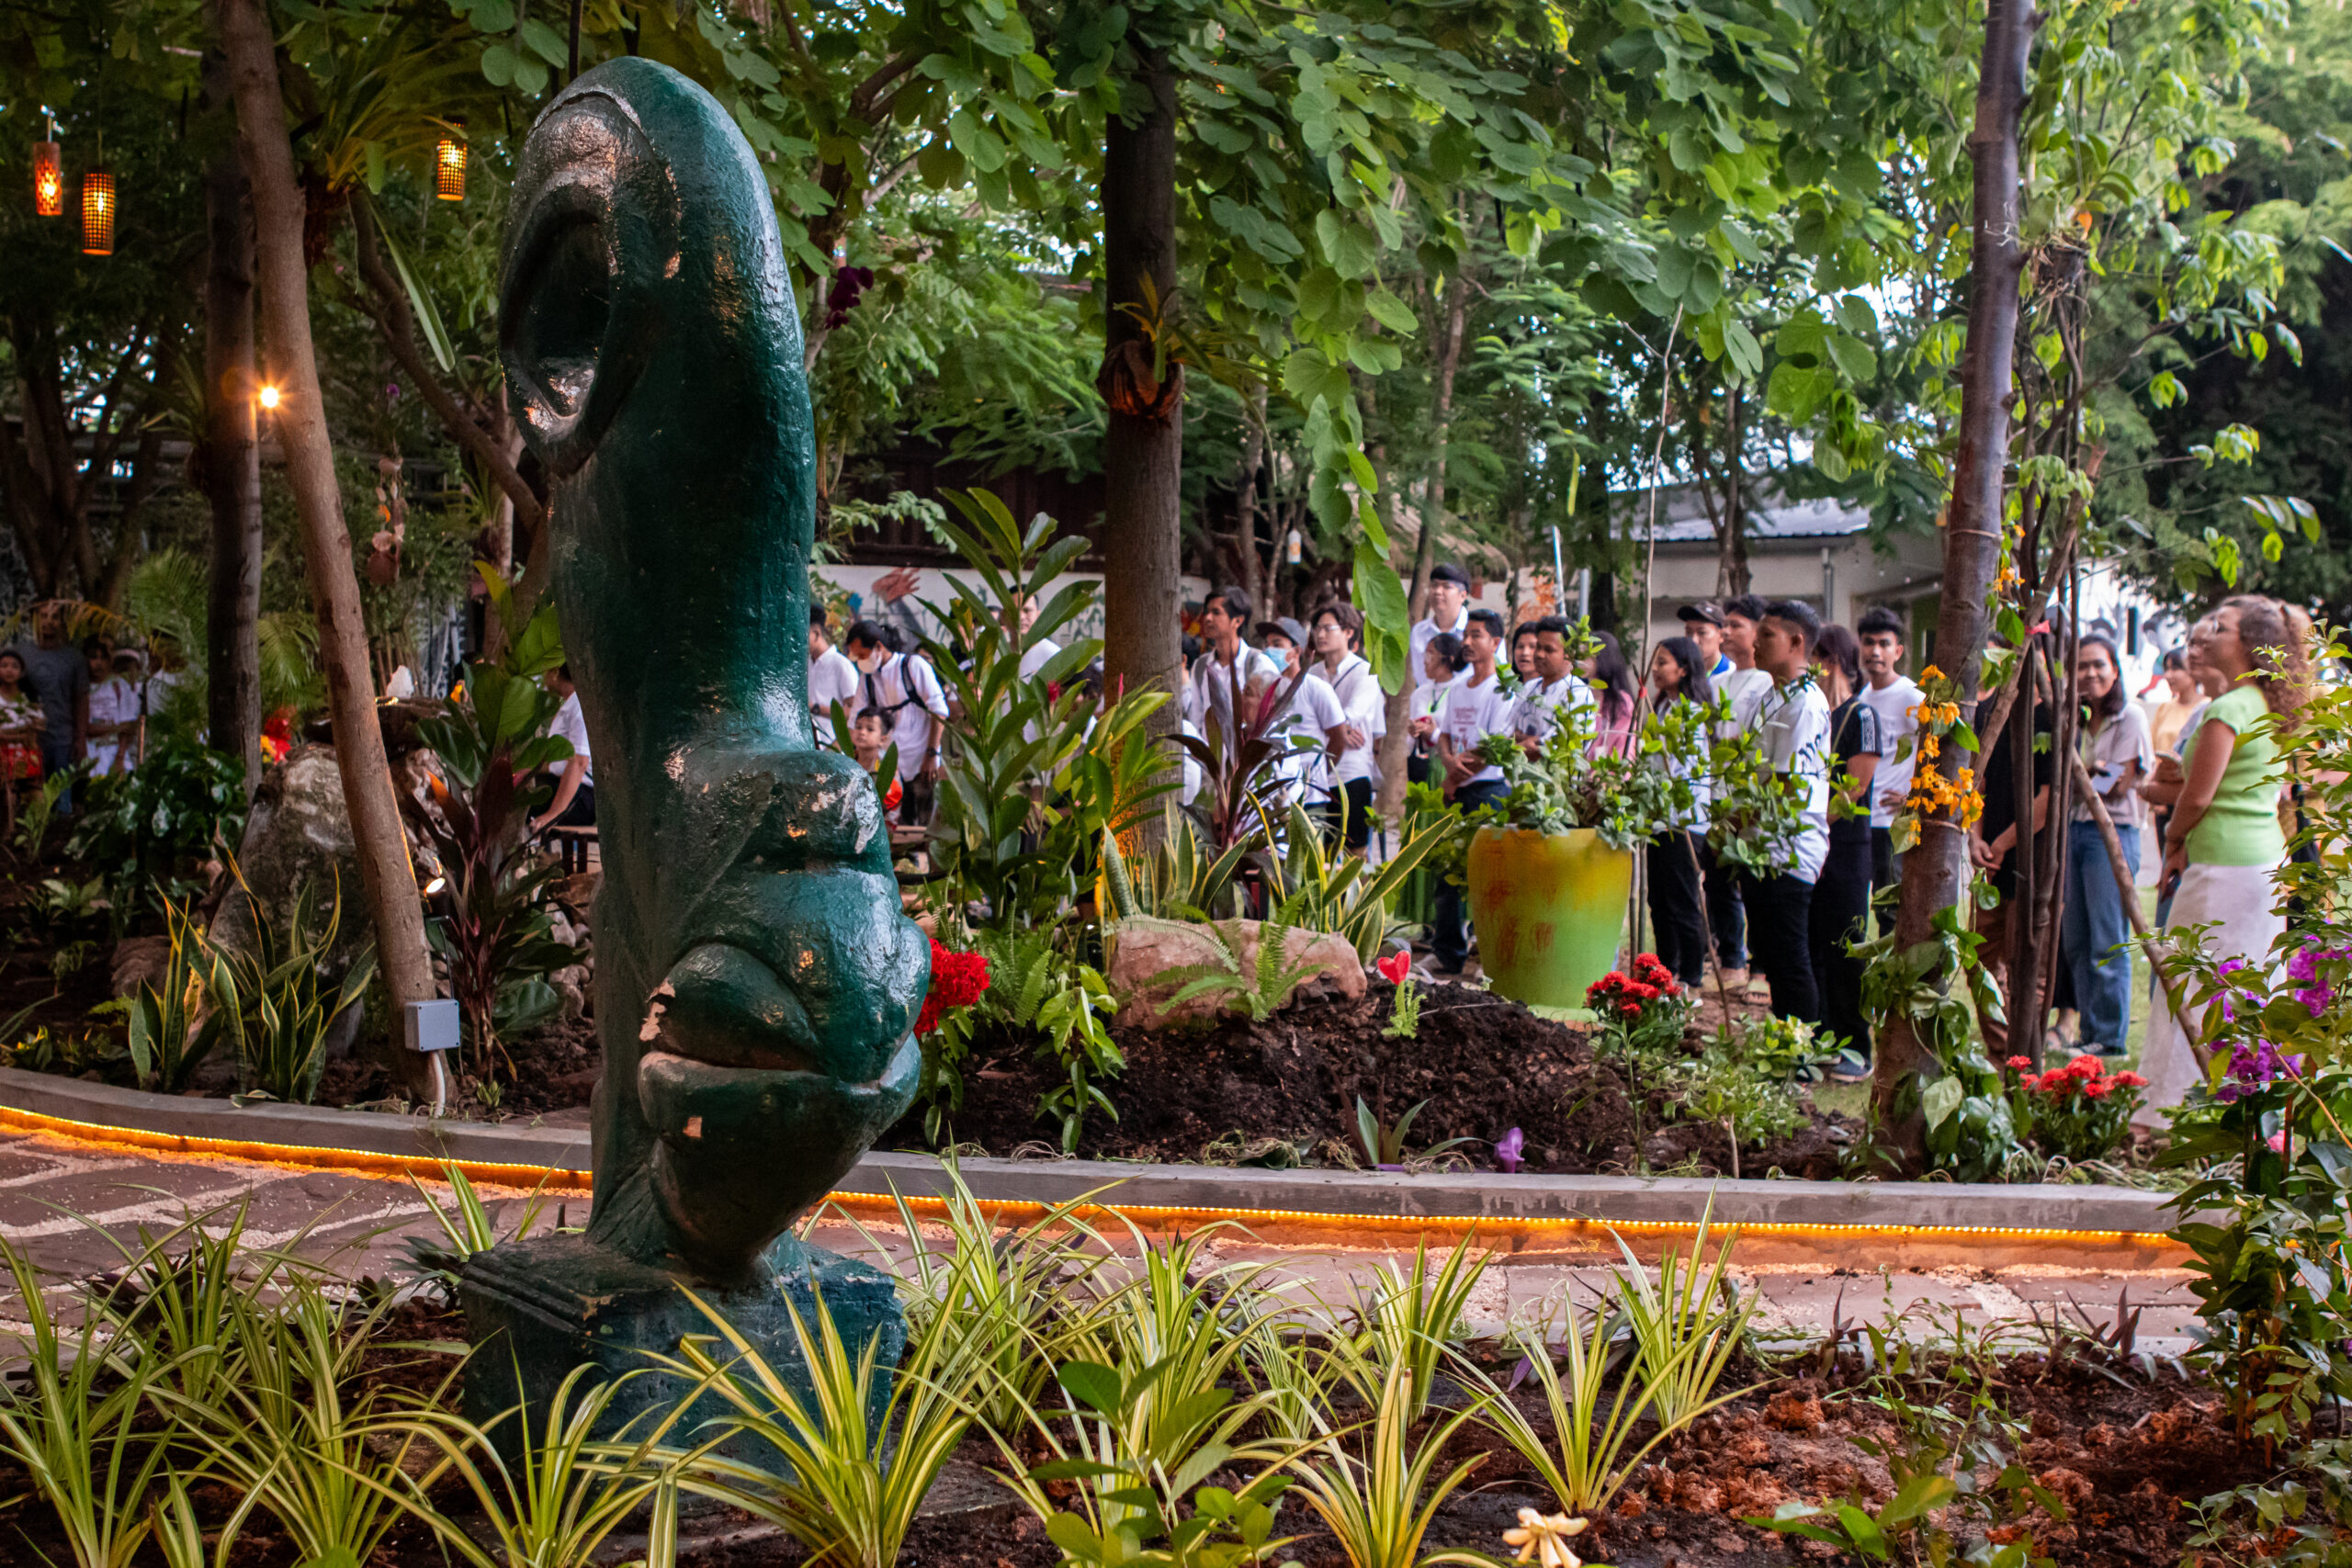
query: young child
[{"left": 850, "top": 709, "right": 902, "bottom": 811}]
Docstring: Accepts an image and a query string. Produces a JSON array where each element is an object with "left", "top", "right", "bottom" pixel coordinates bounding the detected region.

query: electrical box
[{"left": 403, "top": 998, "right": 462, "bottom": 1054}]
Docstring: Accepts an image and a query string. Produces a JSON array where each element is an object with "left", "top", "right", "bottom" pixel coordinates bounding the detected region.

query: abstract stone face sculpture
[{"left": 460, "top": 56, "right": 927, "bottom": 1438}]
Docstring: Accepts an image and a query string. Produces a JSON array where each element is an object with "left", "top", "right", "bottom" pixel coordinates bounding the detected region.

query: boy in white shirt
[
  {"left": 1510, "top": 616, "right": 1595, "bottom": 750},
  {"left": 1741, "top": 600, "right": 1833, "bottom": 1026},
  {"left": 1183, "top": 586, "right": 1283, "bottom": 753},
  {"left": 807, "top": 607, "right": 862, "bottom": 743},
  {"left": 1429, "top": 608, "right": 1516, "bottom": 975},
  {"left": 1855, "top": 605, "right": 1922, "bottom": 900}
]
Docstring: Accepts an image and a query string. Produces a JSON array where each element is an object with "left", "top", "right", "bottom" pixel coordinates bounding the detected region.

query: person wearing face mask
[
  {"left": 1409, "top": 564, "right": 1474, "bottom": 701},
  {"left": 845, "top": 618, "right": 950, "bottom": 827},
  {"left": 2062, "top": 634, "right": 2154, "bottom": 1058},
  {"left": 2135, "top": 597, "right": 2309, "bottom": 1125},
  {"left": 1428, "top": 607, "right": 1514, "bottom": 976}
]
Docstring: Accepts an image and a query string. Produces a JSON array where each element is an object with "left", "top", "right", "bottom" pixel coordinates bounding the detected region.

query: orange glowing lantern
[
  {"left": 80, "top": 168, "right": 114, "bottom": 255},
  {"left": 435, "top": 121, "right": 467, "bottom": 202},
  {"left": 32, "top": 141, "right": 63, "bottom": 217}
]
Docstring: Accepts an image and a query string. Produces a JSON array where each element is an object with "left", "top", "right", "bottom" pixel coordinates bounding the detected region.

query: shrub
[
  {"left": 2001, "top": 1053, "right": 2145, "bottom": 1163},
  {"left": 65, "top": 741, "right": 246, "bottom": 925}
]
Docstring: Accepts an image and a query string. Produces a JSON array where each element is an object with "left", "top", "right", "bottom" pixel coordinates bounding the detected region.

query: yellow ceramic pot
[{"left": 1465, "top": 825, "right": 1634, "bottom": 1009}]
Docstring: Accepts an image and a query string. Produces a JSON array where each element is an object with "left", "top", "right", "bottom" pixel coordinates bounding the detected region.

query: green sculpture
[{"left": 460, "top": 56, "right": 928, "bottom": 1445}]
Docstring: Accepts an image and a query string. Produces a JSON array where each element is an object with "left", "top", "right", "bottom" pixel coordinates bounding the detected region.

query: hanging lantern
[
  {"left": 32, "top": 141, "right": 63, "bottom": 217},
  {"left": 80, "top": 167, "right": 114, "bottom": 255},
  {"left": 435, "top": 120, "right": 468, "bottom": 202}
]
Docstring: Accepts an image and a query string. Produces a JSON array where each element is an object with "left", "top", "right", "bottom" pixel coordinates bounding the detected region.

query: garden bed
[{"left": 895, "top": 980, "right": 1858, "bottom": 1178}]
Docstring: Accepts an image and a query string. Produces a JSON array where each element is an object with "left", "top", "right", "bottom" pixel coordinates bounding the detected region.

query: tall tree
[
  {"left": 200, "top": 39, "right": 264, "bottom": 790},
  {"left": 1096, "top": 33, "right": 1186, "bottom": 735},
  {"left": 220, "top": 0, "right": 436, "bottom": 1100}
]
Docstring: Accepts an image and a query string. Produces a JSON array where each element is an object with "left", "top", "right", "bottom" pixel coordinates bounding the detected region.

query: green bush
[{"left": 65, "top": 742, "right": 247, "bottom": 926}]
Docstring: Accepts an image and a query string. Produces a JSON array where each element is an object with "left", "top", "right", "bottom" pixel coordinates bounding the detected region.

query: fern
[{"left": 1146, "top": 919, "right": 1323, "bottom": 1023}]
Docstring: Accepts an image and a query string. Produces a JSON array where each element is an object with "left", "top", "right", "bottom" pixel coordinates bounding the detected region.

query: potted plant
[{"left": 1462, "top": 695, "right": 1803, "bottom": 1008}]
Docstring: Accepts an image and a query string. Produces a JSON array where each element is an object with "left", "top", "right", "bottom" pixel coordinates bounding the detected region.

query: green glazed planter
[{"left": 1466, "top": 826, "right": 1634, "bottom": 1009}]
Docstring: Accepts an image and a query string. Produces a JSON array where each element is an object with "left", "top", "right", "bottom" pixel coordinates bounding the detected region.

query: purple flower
[
  {"left": 2296, "top": 984, "right": 2335, "bottom": 1017},
  {"left": 2218, "top": 1040, "right": 2307, "bottom": 1101},
  {"left": 2287, "top": 945, "right": 2320, "bottom": 983},
  {"left": 1495, "top": 1127, "right": 1526, "bottom": 1174}
]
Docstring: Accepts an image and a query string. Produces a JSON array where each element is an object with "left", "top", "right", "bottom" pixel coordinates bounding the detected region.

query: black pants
[
  {"left": 1316, "top": 777, "right": 1374, "bottom": 852},
  {"left": 897, "top": 772, "right": 935, "bottom": 828},
  {"left": 1741, "top": 871, "right": 1820, "bottom": 1025},
  {"left": 1810, "top": 831, "right": 1873, "bottom": 1052},
  {"left": 1702, "top": 841, "right": 1747, "bottom": 969},
  {"left": 1431, "top": 778, "right": 1506, "bottom": 971},
  {"left": 1646, "top": 830, "right": 1709, "bottom": 988},
  {"left": 548, "top": 782, "right": 596, "bottom": 874},
  {"left": 1870, "top": 826, "right": 1895, "bottom": 899}
]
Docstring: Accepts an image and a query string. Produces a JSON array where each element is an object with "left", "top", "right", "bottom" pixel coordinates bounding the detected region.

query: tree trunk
[
  {"left": 220, "top": 0, "right": 437, "bottom": 1098},
  {"left": 1235, "top": 391, "right": 1266, "bottom": 614},
  {"left": 1867, "top": 0, "right": 2032, "bottom": 1155},
  {"left": 201, "top": 39, "right": 264, "bottom": 792},
  {"left": 1721, "top": 386, "right": 1749, "bottom": 596},
  {"left": 1096, "top": 39, "right": 1184, "bottom": 807},
  {"left": 1373, "top": 262, "right": 1470, "bottom": 816}
]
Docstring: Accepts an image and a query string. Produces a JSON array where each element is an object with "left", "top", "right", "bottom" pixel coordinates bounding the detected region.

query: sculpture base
[{"left": 458, "top": 1231, "right": 904, "bottom": 1468}]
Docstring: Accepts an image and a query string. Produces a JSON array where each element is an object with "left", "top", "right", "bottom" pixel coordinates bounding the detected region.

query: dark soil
[{"left": 891, "top": 981, "right": 1856, "bottom": 1178}]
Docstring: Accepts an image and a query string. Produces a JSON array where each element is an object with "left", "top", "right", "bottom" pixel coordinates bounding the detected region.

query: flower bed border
[{"left": 0, "top": 1071, "right": 2201, "bottom": 1268}]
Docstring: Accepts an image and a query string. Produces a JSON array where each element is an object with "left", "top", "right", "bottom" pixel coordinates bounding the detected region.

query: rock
[
  {"left": 210, "top": 751, "right": 374, "bottom": 970},
  {"left": 1765, "top": 1389, "right": 1825, "bottom": 1435},
  {"left": 1105, "top": 916, "right": 1365, "bottom": 1031},
  {"left": 110, "top": 936, "right": 172, "bottom": 998}
]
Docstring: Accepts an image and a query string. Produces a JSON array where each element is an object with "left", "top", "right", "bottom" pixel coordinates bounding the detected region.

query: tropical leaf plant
[{"left": 210, "top": 867, "right": 378, "bottom": 1105}]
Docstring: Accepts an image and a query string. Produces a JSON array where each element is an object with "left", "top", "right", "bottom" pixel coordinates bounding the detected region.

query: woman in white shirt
[
  {"left": 1406, "top": 632, "right": 1466, "bottom": 788},
  {"left": 1642, "top": 637, "right": 1716, "bottom": 987},
  {"left": 1306, "top": 604, "right": 1386, "bottom": 850},
  {"left": 2063, "top": 634, "right": 2154, "bottom": 1055}
]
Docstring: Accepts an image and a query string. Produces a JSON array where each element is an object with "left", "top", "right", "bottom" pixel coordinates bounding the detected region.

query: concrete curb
[{"left": 0, "top": 1069, "right": 2201, "bottom": 1258}]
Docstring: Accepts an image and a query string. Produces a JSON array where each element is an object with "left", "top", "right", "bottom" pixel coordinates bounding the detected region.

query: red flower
[
  {"left": 2066, "top": 1055, "right": 2103, "bottom": 1079},
  {"left": 1376, "top": 952, "right": 1411, "bottom": 986},
  {"left": 2006, "top": 1056, "right": 2034, "bottom": 1072},
  {"left": 2111, "top": 1071, "right": 2148, "bottom": 1089},
  {"left": 1623, "top": 1003, "right": 1642, "bottom": 1018},
  {"left": 915, "top": 939, "right": 991, "bottom": 1034},
  {"left": 2082, "top": 1079, "right": 2112, "bottom": 1100}
]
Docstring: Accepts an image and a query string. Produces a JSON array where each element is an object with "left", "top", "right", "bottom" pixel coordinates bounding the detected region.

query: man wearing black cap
[
  {"left": 1410, "top": 564, "right": 1473, "bottom": 700},
  {"left": 1677, "top": 602, "right": 1735, "bottom": 683}
]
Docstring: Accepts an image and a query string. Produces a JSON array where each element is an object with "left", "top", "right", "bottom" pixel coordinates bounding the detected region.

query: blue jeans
[
  {"left": 2062, "top": 818, "right": 2138, "bottom": 1051},
  {"left": 38, "top": 733, "right": 74, "bottom": 815}
]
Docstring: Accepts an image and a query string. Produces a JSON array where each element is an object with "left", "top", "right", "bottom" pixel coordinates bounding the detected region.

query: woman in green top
[{"left": 2135, "top": 595, "right": 2311, "bottom": 1126}]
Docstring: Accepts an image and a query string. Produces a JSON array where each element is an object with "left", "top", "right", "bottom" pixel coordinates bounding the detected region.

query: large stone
[
  {"left": 1107, "top": 915, "right": 1366, "bottom": 1031},
  {"left": 208, "top": 748, "right": 371, "bottom": 977}
]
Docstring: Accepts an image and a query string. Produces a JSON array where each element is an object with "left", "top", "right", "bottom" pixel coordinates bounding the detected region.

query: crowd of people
[{"left": 1, "top": 604, "right": 183, "bottom": 825}]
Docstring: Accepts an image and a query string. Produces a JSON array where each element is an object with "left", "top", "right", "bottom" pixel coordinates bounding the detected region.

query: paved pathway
[{"left": 0, "top": 1127, "right": 2206, "bottom": 1356}]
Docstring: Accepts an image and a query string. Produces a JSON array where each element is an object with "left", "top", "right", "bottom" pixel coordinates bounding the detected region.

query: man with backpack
[{"left": 845, "top": 619, "right": 949, "bottom": 827}]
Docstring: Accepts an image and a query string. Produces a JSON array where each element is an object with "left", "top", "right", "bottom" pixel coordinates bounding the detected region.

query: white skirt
[{"left": 2133, "top": 861, "right": 2286, "bottom": 1127}]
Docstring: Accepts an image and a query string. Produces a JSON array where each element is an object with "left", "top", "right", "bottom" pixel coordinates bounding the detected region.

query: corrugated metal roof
[{"left": 1614, "top": 482, "right": 1872, "bottom": 545}]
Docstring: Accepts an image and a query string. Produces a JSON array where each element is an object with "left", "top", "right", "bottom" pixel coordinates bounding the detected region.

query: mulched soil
[{"left": 891, "top": 979, "right": 1856, "bottom": 1178}]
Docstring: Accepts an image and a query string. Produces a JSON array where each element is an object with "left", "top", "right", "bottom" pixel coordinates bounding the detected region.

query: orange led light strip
[{"left": 0, "top": 1101, "right": 2176, "bottom": 1246}]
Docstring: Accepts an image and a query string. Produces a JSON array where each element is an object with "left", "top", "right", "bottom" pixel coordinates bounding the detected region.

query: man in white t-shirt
[
  {"left": 533, "top": 664, "right": 598, "bottom": 871},
  {"left": 1701, "top": 592, "right": 1773, "bottom": 982},
  {"left": 1306, "top": 604, "right": 1385, "bottom": 851},
  {"left": 1741, "top": 601, "right": 1833, "bottom": 1026},
  {"left": 845, "top": 620, "right": 950, "bottom": 826},
  {"left": 1184, "top": 586, "right": 1284, "bottom": 754},
  {"left": 807, "top": 607, "right": 862, "bottom": 745},
  {"left": 1856, "top": 605, "right": 1923, "bottom": 901},
  {"left": 1408, "top": 563, "right": 1473, "bottom": 700},
  {"left": 1429, "top": 608, "right": 1516, "bottom": 975},
  {"left": 1510, "top": 616, "right": 1596, "bottom": 750}
]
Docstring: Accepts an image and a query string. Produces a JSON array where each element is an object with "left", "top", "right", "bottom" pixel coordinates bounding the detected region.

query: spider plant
[
  {"left": 845, "top": 1167, "right": 1110, "bottom": 1438},
  {"left": 1343, "top": 1236, "right": 1492, "bottom": 1424},
  {"left": 1611, "top": 1205, "right": 1758, "bottom": 1429},
  {"left": 83, "top": 1202, "right": 314, "bottom": 1406},
  {"left": 1479, "top": 1281, "right": 1742, "bottom": 1518},
  {"left": 1284, "top": 1354, "right": 1494, "bottom": 1568},
  {"left": 158, "top": 1278, "right": 458, "bottom": 1566},
  {"left": 405, "top": 1162, "right": 559, "bottom": 1285},
  {"left": 1004, "top": 1224, "right": 1288, "bottom": 1546},
  {"left": 394, "top": 1363, "right": 690, "bottom": 1568},
  {"left": 663, "top": 1280, "right": 988, "bottom": 1568},
  {"left": 0, "top": 1240, "right": 185, "bottom": 1568}
]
